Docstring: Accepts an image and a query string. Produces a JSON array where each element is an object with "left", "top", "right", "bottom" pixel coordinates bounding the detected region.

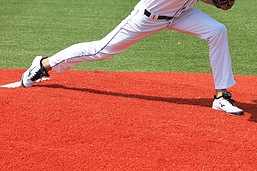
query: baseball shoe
[
  {"left": 212, "top": 92, "right": 244, "bottom": 115},
  {"left": 21, "top": 56, "right": 50, "bottom": 88}
]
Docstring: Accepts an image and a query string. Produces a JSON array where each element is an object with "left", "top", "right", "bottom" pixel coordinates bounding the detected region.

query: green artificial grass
[{"left": 0, "top": 0, "right": 256, "bottom": 75}]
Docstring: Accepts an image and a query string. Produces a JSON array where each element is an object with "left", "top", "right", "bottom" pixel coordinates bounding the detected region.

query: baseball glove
[{"left": 212, "top": 0, "right": 235, "bottom": 10}]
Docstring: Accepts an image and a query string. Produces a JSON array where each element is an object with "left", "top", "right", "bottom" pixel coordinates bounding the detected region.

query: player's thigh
[
  {"left": 100, "top": 12, "right": 164, "bottom": 53},
  {"left": 170, "top": 8, "right": 223, "bottom": 40}
]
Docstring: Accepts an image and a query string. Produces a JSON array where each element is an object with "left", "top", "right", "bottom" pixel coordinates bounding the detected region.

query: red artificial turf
[{"left": 0, "top": 69, "right": 257, "bottom": 170}]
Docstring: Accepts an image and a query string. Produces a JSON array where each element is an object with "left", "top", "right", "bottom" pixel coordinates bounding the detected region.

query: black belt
[{"left": 144, "top": 9, "right": 173, "bottom": 20}]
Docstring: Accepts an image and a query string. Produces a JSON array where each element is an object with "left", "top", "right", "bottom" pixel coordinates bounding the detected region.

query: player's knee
[
  {"left": 217, "top": 23, "right": 227, "bottom": 33},
  {"left": 212, "top": 23, "right": 228, "bottom": 36},
  {"left": 207, "top": 23, "right": 228, "bottom": 43}
]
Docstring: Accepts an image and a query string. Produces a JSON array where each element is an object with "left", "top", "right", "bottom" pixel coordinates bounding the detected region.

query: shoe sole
[
  {"left": 21, "top": 71, "right": 35, "bottom": 88},
  {"left": 227, "top": 111, "right": 244, "bottom": 115},
  {"left": 21, "top": 74, "right": 26, "bottom": 88},
  {"left": 20, "top": 56, "right": 43, "bottom": 88},
  {"left": 212, "top": 106, "right": 244, "bottom": 115}
]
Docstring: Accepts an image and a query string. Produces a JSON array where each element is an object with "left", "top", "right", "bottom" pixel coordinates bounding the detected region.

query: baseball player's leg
[
  {"left": 171, "top": 8, "right": 236, "bottom": 90},
  {"left": 48, "top": 11, "right": 165, "bottom": 73},
  {"left": 170, "top": 8, "right": 243, "bottom": 114},
  {"left": 21, "top": 4, "right": 165, "bottom": 87}
]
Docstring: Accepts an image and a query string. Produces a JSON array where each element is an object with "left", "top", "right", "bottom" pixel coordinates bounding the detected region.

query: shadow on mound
[{"left": 38, "top": 84, "right": 257, "bottom": 123}]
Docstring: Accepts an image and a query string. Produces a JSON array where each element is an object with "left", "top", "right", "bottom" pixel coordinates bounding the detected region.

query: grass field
[{"left": 0, "top": 0, "right": 256, "bottom": 75}]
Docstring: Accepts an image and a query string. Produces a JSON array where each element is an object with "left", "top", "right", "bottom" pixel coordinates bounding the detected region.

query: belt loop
[
  {"left": 144, "top": 9, "right": 159, "bottom": 20},
  {"left": 151, "top": 14, "right": 159, "bottom": 20},
  {"left": 144, "top": 9, "right": 173, "bottom": 20}
]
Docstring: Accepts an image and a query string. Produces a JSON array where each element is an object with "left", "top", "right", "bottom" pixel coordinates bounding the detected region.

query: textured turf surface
[{"left": 1, "top": 69, "right": 257, "bottom": 170}]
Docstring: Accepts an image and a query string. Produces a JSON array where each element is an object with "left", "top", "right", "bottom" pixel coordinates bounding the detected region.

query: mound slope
[{"left": 0, "top": 69, "right": 256, "bottom": 170}]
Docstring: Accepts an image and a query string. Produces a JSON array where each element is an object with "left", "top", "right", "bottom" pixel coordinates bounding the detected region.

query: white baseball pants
[{"left": 49, "top": 4, "right": 236, "bottom": 89}]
